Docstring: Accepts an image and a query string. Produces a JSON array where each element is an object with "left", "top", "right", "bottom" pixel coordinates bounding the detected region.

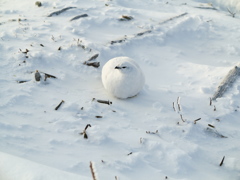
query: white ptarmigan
[{"left": 102, "top": 57, "right": 145, "bottom": 99}]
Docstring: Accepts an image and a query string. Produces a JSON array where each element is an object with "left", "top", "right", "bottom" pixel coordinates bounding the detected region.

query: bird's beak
[{"left": 115, "top": 66, "right": 121, "bottom": 69}]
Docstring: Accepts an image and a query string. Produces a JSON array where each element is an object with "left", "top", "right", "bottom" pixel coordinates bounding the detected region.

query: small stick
[
  {"left": 44, "top": 72, "right": 57, "bottom": 79},
  {"left": 83, "top": 61, "right": 100, "bottom": 68},
  {"left": 55, "top": 100, "right": 64, "bottom": 110},
  {"left": 146, "top": 130, "right": 158, "bottom": 134},
  {"left": 177, "top": 97, "right": 181, "bottom": 111},
  {"left": 173, "top": 102, "right": 176, "bottom": 111},
  {"left": 214, "top": 105, "right": 216, "bottom": 111},
  {"left": 89, "top": 161, "right": 97, "bottom": 180},
  {"left": 127, "top": 152, "right": 133, "bottom": 156},
  {"left": 80, "top": 124, "right": 91, "bottom": 139},
  {"left": 87, "top": 54, "right": 99, "bottom": 61},
  {"left": 210, "top": 97, "right": 212, "bottom": 106},
  {"left": 208, "top": 124, "right": 215, "bottom": 128},
  {"left": 177, "top": 96, "right": 180, "bottom": 104},
  {"left": 180, "top": 114, "right": 185, "bottom": 122},
  {"left": 95, "top": 116, "right": 102, "bottom": 118},
  {"left": 194, "top": 118, "right": 201, "bottom": 124},
  {"left": 216, "top": 118, "right": 220, "bottom": 122},
  {"left": 219, "top": 156, "right": 225, "bottom": 166},
  {"left": 17, "top": 80, "right": 29, "bottom": 83},
  {"left": 96, "top": 99, "right": 112, "bottom": 105},
  {"left": 178, "top": 104, "right": 181, "bottom": 111}
]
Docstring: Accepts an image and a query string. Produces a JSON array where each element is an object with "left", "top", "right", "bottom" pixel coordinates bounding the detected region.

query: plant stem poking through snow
[
  {"left": 47, "top": 7, "right": 77, "bottom": 17},
  {"left": 209, "top": 97, "right": 212, "bottom": 106},
  {"left": 208, "top": 124, "right": 215, "bottom": 128},
  {"left": 180, "top": 114, "right": 185, "bottom": 122},
  {"left": 194, "top": 118, "right": 201, "bottom": 124},
  {"left": 83, "top": 61, "right": 100, "bottom": 68},
  {"left": 146, "top": 130, "right": 158, "bottom": 134},
  {"left": 214, "top": 105, "right": 216, "bottom": 111},
  {"left": 173, "top": 102, "right": 176, "bottom": 111},
  {"left": 227, "top": 8, "right": 236, "bottom": 18},
  {"left": 93, "top": 98, "right": 112, "bottom": 105},
  {"left": 177, "top": 97, "right": 181, "bottom": 111},
  {"left": 55, "top": 100, "right": 64, "bottom": 110},
  {"left": 219, "top": 156, "right": 225, "bottom": 166},
  {"left": 127, "top": 152, "right": 133, "bottom": 156},
  {"left": 80, "top": 124, "right": 91, "bottom": 139},
  {"left": 87, "top": 54, "right": 99, "bottom": 61},
  {"left": 89, "top": 161, "right": 97, "bottom": 180}
]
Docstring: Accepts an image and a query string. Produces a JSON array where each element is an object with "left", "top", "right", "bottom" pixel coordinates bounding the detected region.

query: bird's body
[{"left": 102, "top": 57, "right": 145, "bottom": 99}]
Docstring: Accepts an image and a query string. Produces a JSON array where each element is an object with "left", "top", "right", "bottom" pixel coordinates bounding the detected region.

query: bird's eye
[{"left": 122, "top": 66, "right": 127, "bottom": 69}]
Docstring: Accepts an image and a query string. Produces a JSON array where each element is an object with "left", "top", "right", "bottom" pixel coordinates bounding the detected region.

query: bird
[
  {"left": 35, "top": 70, "right": 41, "bottom": 81},
  {"left": 101, "top": 57, "right": 145, "bottom": 99}
]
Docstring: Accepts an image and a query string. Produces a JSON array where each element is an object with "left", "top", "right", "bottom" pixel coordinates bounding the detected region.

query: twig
[
  {"left": 214, "top": 105, "right": 216, "bottom": 111},
  {"left": 146, "top": 130, "right": 158, "bottom": 134},
  {"left": 17, "top": 80, "right": 29, "bottom": 83},
  {"left": 177, "top": 97, "right": 181, "bottom": 111},
  {"left": 194, "top": 118, "right": 201, "bottom": 124},
  {"left": 87, "top": 54, "right": 99, "bottom": 61},
  {"left": 95, "top": 116, "right": 103, "bottom": 118},
  {"left": 55, "top": 100, "right": 64, "bottom": 110},
  {"left": 80, "top": 124, "right": 91, "bottom": 139},
  {"left": 127, "top": 152, "right": 133, "bottom": 156},
  {"left": 219, "top": 156, "right": 225, "bottom": 166},
  {"left": 70, "top": 14, "right": 88, "bottom": 21},
  {"left": 208, "top": 124, "right": 215, "bottom": 128},
  {"left": 89, "top": 161, "right": 97, "bottom": 180},
  {"left": 180, "top": 114, "right": 185, "bottom": 122},
  {"left": 210, "top": 97, "right": 212, "bottom": 106},
  {"left": 95, "top": 99, "right": 112, "bottom": 105},
  {"left": 47, "top": 7, "right": 76, "bottom": 17},
  {"left": 119, "top": 15, "right": 134, "bottom": 21},
  {"left": 172, "top": 102, "right": 176, "bottom": 111},
  {"left": 227, "top": 8, "right": 236, "bottom": 18},
  {"left": 83, "top": 61, "right": 100, "bottom": 68}
]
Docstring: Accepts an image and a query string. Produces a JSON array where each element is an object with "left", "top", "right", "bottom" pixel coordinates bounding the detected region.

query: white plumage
[{"left": 101, "top": 57, "right": 145, "bottom": 99}]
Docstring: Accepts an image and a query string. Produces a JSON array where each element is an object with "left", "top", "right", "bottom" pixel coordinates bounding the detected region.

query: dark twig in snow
[
  {"left": 227, "top": 8, "right": 236, "bottom": 18},
  {"left": 93, "top": 99, "right": 112, "bottom": 105},
  {"left": 194, "top": 118, "right": 201, "bottom": 124},
  {"left": 219, "top": 156, "right": 225, "bottom": 166},
  {"left": 83, "top": 61, "right": 100, "bottom": 68},
  {"left": 47, "top": 7, "right": 76, "bottom": 17},
  {"left": 173, "top": 102, "right": 176, "bottom": 111},
  {"left": 89, "top": 161, "right": 97, "bottom": 180},
  {"left": 55, "top": 100, "right": 64, "bottom": 110},
  {"left": 210, "top": 97, "right": 212, "bottom": 106},
  {"left": 80, "top": 124, "right": 91, "bottom": 139},
  {"left": 87, "top": 54, "right": 99, "bottom": 61},
  {"left": 208, "top": 124, "right": 215, "bottom": 128},
  {"left": 180, "top": 114, "right": 185, "bottom": 122},
  {"left": 70, "top": 14, "right": 88, "bottom": 21}
]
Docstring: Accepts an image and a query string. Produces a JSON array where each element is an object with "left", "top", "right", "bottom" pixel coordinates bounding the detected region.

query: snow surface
[
  {"left": 102, "top": 57, "right": 145, "bottom": 99},
  {"left": 0, "top": 0, "right": 240, "bottom": 179}
]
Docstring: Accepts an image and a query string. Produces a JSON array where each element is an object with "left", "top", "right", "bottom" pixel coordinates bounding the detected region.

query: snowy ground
[{"left": 0, "top": 0, "right": 240, "bottom": 179}]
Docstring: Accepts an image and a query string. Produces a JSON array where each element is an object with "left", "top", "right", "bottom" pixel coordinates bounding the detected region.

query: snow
[
  {"left": 101, "top": 56, "right": 145, "bottom": 99},
  {"left": 0, "top": 0, "right": 240, "bottom": 180}
]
